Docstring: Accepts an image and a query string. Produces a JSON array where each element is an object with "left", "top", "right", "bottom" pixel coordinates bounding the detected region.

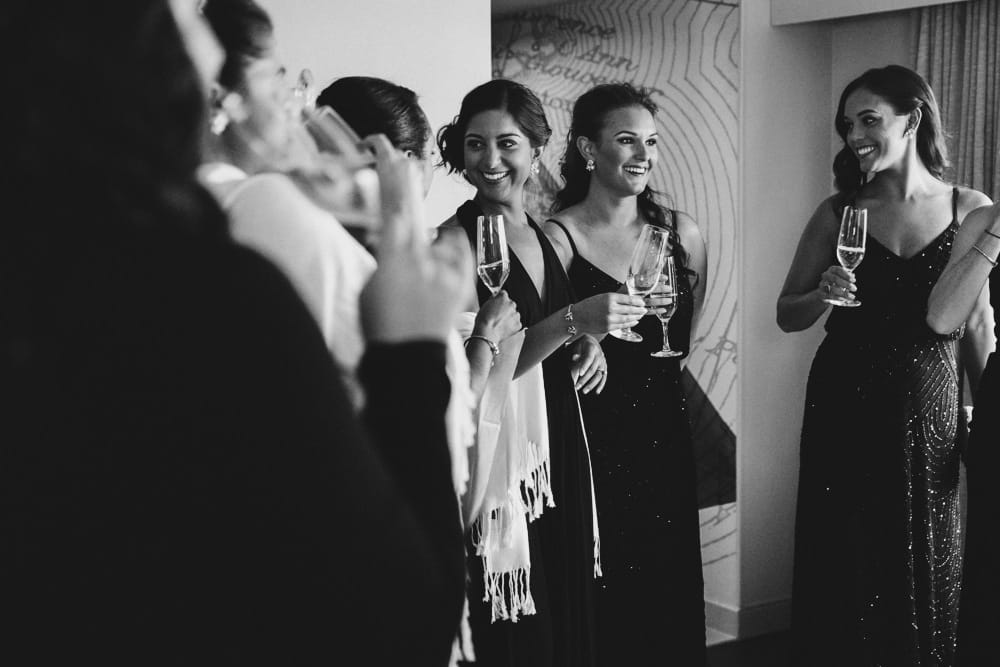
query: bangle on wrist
[
  {"left": 564, "top": 303, "right": 578, "bottom": 338},
  {"left": 464, "top": 334, "right": 500, "bottom": 365},
  {"left": 984, "top": 229, "right": 1000, "bottom": 241},
  {"left": 971, "top": 244, "right": 998, "bottom": 266}
]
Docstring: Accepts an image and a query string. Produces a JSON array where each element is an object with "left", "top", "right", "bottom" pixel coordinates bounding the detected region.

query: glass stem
[{"left": 660, "top": 318, "right": 672, "bottom": 351}]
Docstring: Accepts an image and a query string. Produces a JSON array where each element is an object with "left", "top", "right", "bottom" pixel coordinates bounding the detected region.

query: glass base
[
  {"left": 823, "top": 297, "right": 861, "bottom": 308},
  {"left": 609, "top": 328, "right": 642, "bottom": 342},
  {"left": 651, "top": 349, "right": 683, "bottom": 358}
]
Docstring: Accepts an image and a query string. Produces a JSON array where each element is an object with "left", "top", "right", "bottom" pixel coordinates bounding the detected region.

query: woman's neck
[
  {"left": 579, "top": 182, "right": 641, "bottom": 229},
  {"left": 474, "top": 194, "right": 528, "bottom": 227},
  {"left": 205, "top": 130, "right": 270, "bottom": 175},
  {"left": 867, "top": 144, "right": 940, "bottom": 200}
]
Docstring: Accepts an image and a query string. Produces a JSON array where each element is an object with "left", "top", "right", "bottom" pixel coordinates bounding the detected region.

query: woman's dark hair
[
  {"left": 317, "top": 77, "right": 431, "bottom": 158},
  {"left": 833, "top": 64, "right": 948, "bottom": 192},
  {"left": 437, "top": 79, "right": 552, "bottom": 174},
  {"left": 202, "top": 0, "right": 273, "bottom": 90},
  {"left": 3, "top": 0, "right": 221, "bottom": 245},
  {"left": 554, "top": 82, "right": 689, "bottom": 272}
]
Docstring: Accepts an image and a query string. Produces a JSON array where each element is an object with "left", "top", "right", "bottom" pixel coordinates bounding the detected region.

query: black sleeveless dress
[
  {"left": 792, "top": 189, "right": 965, "bottom": 666},
  {"left": 548, "top": 218, "right": 706, "bottom": 665},
  {"left": 456, "top": 201, "right": 597, "bottom": 667},
  {"left": 956, "top": 242, "right": 1000, "bottom": 665}
]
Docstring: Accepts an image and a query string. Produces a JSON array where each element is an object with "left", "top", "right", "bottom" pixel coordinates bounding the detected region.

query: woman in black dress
[
  {"left": 778, "top": 65, "right": 991, "bottom": 666},
  {"left": 545, "top": 82, "right": 709, "bottom": 665},
  {"left": 438, "top": 79, "right": 647, "bottom": 667},
  {"left": 927, "top": 179, "right": 1000, "bottom": 667}
]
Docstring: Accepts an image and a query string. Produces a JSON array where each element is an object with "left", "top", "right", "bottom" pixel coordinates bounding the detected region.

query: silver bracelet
[
  {"left": 464, "top": 334, "right": 500, "bottom": 365},
  {"left": 971, "top": 244, "right": 998, "bottom": 266},
  {"left": 564, "top": 303, "right": 578, "bottom": 337}
]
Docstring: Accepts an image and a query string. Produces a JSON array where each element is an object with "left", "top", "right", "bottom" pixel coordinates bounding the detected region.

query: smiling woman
[
  {"left": 544, "top": 82, "right": 709, "bottom": 666},
  {"left": 776, "top": 65, "right": 992, "bottom": 666}
]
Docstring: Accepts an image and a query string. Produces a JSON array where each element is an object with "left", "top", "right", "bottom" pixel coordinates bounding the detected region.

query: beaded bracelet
[
  {"left": 971, "top": 244, "right": 998, "bottom": 267},
  {"left": 985, "top": 229, "right": 1000, "bottom": 241},
  {"left": 464, "top": 334, "right": 501, "bottom": 365}
]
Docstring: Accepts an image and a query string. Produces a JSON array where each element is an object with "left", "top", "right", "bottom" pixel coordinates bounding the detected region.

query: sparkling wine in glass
[
  {"left": 650, "top": 255, "right": 684, "bottom": 358},
  {"left": 611, "top": 224, "right": 669, "bottom": 343},
  {"left": 477, "top": 215, "right": 510, "bottom": 296},
  {"left": 823, "top": 206, "right": 867, "bottom": 308}
]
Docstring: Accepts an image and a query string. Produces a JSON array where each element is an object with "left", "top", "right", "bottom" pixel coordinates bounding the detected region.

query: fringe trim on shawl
[
  {"left": 483, "top": 568, "right": 536, "bottom": 623},
  {"left": 469, "top": 440, "right": 554, "bottom": 624},
  {"left": 520, "top": 439, "right": 555, "bottom": 522}
]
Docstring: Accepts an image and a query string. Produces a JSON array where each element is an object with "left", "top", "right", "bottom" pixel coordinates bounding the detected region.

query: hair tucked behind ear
[
  {"left": 833, "top": 64, "right": 948, "bottom": 192},
  {"left": 437, "top": 79, "right": 551, "bottom": 176},
  {"left": 553, "top": 82, "right": 691, "bottom": 277}
]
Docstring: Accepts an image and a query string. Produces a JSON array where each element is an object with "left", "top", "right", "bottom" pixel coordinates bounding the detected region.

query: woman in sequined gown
[
  {"left": 545, "top": 83, "right": 709, "bottom": 665},
  {"left": 777, "top": 66, "right": 991, "bottom": 666},
  {"left": 438, "top": 80, "right": 647, "bottom": 667},
  {"left": 928, "top": 204, "right": 1000, "bottom": 665}
]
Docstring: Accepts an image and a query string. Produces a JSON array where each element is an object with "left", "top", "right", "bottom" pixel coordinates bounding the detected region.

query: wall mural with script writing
[{"left": 493, "top": 0, "right": 739, "bottom": 574}]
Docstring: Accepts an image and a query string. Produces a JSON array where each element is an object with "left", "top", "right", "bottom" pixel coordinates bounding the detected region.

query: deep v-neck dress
[
  {"left": 792, "top": 188, "right": 965, "bottom": 666},
  {"left": 456, "top": 201, "right": 597, "bottom": 667},
  {"left": 548, "top": 217, "right": 707, "bottom": 664}
]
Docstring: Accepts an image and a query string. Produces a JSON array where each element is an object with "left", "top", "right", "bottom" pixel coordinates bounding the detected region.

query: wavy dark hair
[
  {"left": 3, "top": 0, "right": 222, "bottom": 246},
  {"left": 202, "top": 0, "right": 273, "bottom": 90},
  {"left": 317, "top": 76, "right": 431, "bottom": 158},
  {"left": 553, "top": 82, "right": 689, "bottom": 273},
  {"left": 833, "top": 64, "right": 948, "bottom": 192},
  {"left": 437, "top": 79, "right": 551, "bottom": 176}
]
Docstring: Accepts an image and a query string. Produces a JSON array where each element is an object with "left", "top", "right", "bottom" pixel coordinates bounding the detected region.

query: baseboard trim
[{"left": 705, "top": 598, "right": 791, "bottom": 641}]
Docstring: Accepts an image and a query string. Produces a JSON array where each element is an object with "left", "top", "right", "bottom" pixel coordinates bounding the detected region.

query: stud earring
[
  {"left": 585, "top": 159, "right": 595, "bottom": 172},
  {"left": 530, "top": 160, "right": 540, "bottom": 177}
]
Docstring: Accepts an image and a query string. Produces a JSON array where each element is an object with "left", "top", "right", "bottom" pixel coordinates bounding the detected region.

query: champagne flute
[
  {"left": 650, "top": 255, "right": 683, "bottom": 358},
  {"left": 611, "top": 224, "right": 669, "bottom": 342},
  {"left": 477, "top": 215, "right": 510, "bottom": 296},
  {"left": 823, "top": 206, "right": 867, "bottom": 307}
]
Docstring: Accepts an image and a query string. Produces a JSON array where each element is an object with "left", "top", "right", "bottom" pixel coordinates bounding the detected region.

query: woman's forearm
[
  {"left": 777, "top": 290, "right": 829, "bottom": 333},
  {"left": 515, "top": 307, "right": 576, "bottom": 378},
  {"left": 928, "top": 249, "right": 996, "bottom": 334}
]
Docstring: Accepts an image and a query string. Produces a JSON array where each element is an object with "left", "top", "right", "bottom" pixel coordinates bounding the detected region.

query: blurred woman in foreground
[{"left": 0, "top": 0, "right": 466, "bottom": 663}]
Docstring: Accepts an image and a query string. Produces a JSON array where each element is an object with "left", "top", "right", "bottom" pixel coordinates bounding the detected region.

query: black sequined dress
[
  {"left": 549, "top": 219, "right": 706, "bottom": 665},
  {"left": 956, "top": 243, "right": 1000, "bottom": 666},
  {"left": 792, "top": 190, "right": 964, "bottom": 666},
  {"left": 456, "top": 202, "right": 597, "bottom": 667}
]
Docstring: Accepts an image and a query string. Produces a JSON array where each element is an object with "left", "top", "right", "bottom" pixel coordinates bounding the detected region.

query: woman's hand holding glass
[
  {"left": 611, "top": 224, "right": 670, "bottom": 342},
  {"left": 472, "top": 291, "right": 522, "bottom": 346},
  {"left": 821, "top": 206, "right": 866, "bottom": 307},
  {"left": 570, "top": 292, "right": 648, "bottom": 336},
  {"left": 361, "top": 137, "right": 471, "bottom": 344}
]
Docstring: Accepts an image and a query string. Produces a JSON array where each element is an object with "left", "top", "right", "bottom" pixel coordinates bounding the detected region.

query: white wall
[
  {"left": 739, "top": 0, "right": 831, "bottom": 636},
  {"left": 258, "top": 0, "right": 489, "bottom": 225},
  {"left": 772, "top": 0, "right": 964, "bottom": 26}
]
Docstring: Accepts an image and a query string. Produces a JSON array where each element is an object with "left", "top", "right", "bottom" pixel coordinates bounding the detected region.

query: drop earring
[
  {"left": 210, "top": 109, "right": 230, "bottom": 135},
  {"left": 585, "top": 159, "right": 595, "bottom": 172},
  {"left": 530, "top": 160, "right": 540, "bottom": 177}
]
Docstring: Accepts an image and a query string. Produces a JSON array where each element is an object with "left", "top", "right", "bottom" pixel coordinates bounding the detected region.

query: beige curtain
[{"left": 915, "top": 0, "right": 1000, "bottom": 199}]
